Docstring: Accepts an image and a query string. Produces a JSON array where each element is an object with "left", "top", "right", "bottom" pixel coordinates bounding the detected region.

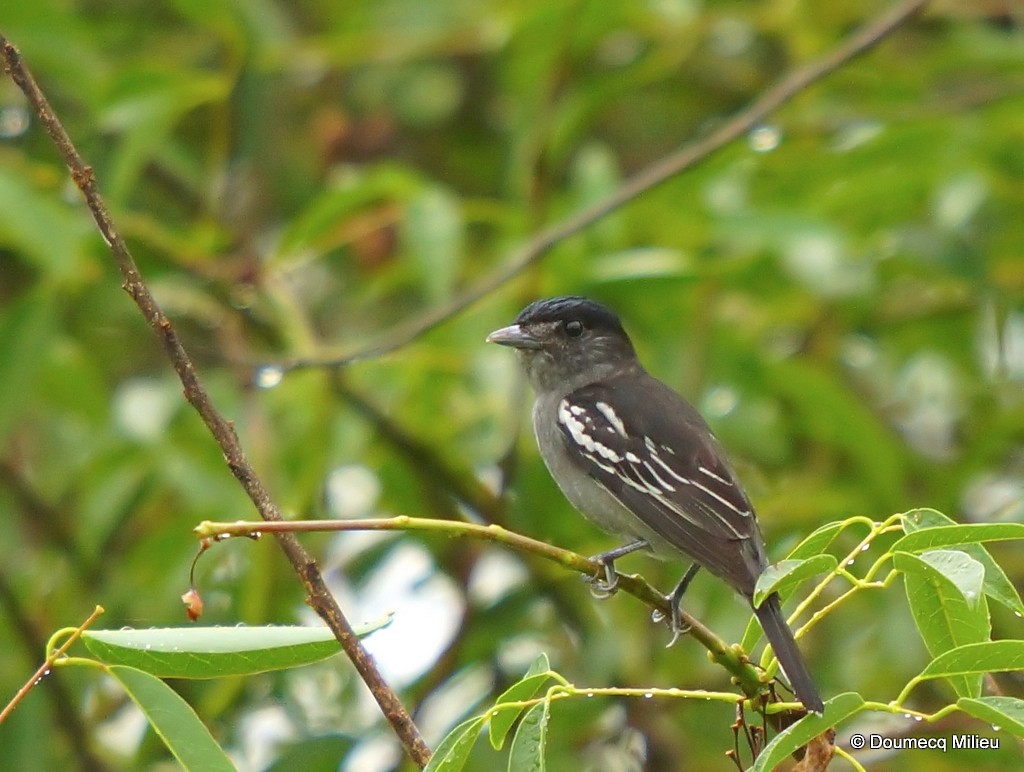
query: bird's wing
[{"left": 554, "top": 373, "right": 767, "bottom": 593}]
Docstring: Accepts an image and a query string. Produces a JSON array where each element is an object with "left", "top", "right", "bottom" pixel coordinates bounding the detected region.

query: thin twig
[
  {"left": 273, "top": 0, "right": 929, "bottom": 372},
  {"left": 196, "top": 515, "right": 774, "bottom": 703},
  {"left": 0, "top": 34, "right": 431, "bottom": 768},
  {"left": 0, "top": 583, "right": 109, "bottom": 771},
  {"left": 0, "top": 606, "right": 105, "bottom": 726}
]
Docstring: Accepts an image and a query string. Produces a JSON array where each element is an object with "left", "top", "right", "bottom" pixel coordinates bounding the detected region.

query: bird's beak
[{"left": 486, "top": 324, "right": 542, "bottom": 350}]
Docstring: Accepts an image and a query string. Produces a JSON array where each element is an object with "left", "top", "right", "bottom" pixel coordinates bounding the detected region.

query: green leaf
[
  {"left": 918, "top": 641, "right": 1024, "bottom": 681},
  {"left": 403, "top": 185, "right": 463, "bottom": 303},
  {"left": 488, "top": 654, "right": 553, "bottom": 749},
  {"left": 785, "top": 521, "right": 847, "bottom": 560},
  {"left": 898, "top": 549, "right": 990, "bottom": 697},
  {"left": 919, "top": 550, "right": 986, "bottom": 607},
  {"left": 765, "top": 359, "right": 904, "bottom": 504},
  {"left": 273, "top": 164, "right": 423, "bottom": 262},
  {"left": 902, "top": 508, "right": 955, "bottom": 532},
  {"left": 752, "top": 692, "right": 865, "bottom": 772},
  {"left": 893, "top": 523, "right": 1024, "bottom": 553},
  {"left": 507, "top": 700, "right": 549, "bottom": 772},
  {"left": 957, "top": 696, "right": 1024, "bottom": 738},
  {"left": 82, "top": 621, "right": 391, "bottom": 678},
  {"left": 0, "top": 165, "right": 93, "bottom": 275},
  {"left": 896, "top": 550, "right": 990, "bottom": 698},
  {"left": 742, "top": 555, "right": 834, "bottom": 651},
  {"left": 0, "top": 289, "right": 56, "bottom": 443},
  {"left": 108, "top": 665, "right": 235, "bottom": 771},
  {"left": 266, "top": 735, "right": 355, "bottom": 772},
  {"left": 752, "top": 555, "right": 838, "bottom": 608},
  {"left": 98, "top": 69, "right": 230, "bottom": 204},
  {"left": 899, "top": 511, "right": 1024, "bottom": 615},
  {"left": 423, "top": 716, "right": 486, "bottom": 772},
  {"left": 591, "top": 247, "right": 693, "bottom": 282}
]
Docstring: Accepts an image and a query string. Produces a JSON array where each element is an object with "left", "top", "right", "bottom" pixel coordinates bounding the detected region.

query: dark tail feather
[{"left": 753, "top": 593, "right": 823, "bottom": 714}]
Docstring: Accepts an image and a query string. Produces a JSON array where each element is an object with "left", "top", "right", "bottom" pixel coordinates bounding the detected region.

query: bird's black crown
[{"left": 514, "top": 296, "right": 627, "bottom": 337}]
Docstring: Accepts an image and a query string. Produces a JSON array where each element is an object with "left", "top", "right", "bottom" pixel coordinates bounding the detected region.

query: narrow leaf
[
  {"left": 957, "top": 696, "right": 1024, "bottom": 738},
  {"left": 274, "top": 165, "right": 422, "bottom": 262},
  {"left": 109, "top": 666, "right": 234, "bottom": 771},
  {"left": 895, "top": 551, "right": 989, "bottom": 698},
  {"left": 404, "top": 185, "right": 463, "bottom": 303},
  {"left": 785, "top": 521, "right": 846, "bottom": 561},
  {"left": 0, "top": 167, "right": 93, "bottom": 274},
  {"left": 893, "top": 523, "right": 1024, "bottom": 554},
  {"left": 507, "top": 700, "right": 549, "bottom": 772},
  {"left": 901, "top": 509, "right": 1024, "bottom": 615},
  {"left": 753, "top": 555, "right": 837, "bottom": 608},
  {"left": 917, "top": 550, "right": 986, "bottom": 608},
  {"left": 0, "top": 290, "right": 56, "bottom": 443},
  {"left": 742, "top": 556, "right": 833, "bottom": 651},
  {"left": 752, "top": 692, "right": 865, "bottom": 772},
  {"left": 918, "top": 641, "right": 1024, "bottom": 680},
  {"left": 423, "top": 716, "right": 486, "bottom": 772},
  {"left": 488, "top": 654, "right": 553, "bottom": 749},
  {"left": 83, "top": 621, "right": 391, "bottom": 678}
]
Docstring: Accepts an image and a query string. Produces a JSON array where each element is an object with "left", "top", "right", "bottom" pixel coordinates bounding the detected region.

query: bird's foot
[
  {"left": 664, "top": 600, "right": 692, "bottom": 648},
  {"left": 584, "top": 539, "right": 649, "bottom": 599},
  {"left": 584, "top": 559, "right": 620, "bottom": 598},
  {"left": 659, "top": 563, "right": 700, "bottom": 647},
  {"left": 584, "top": 539, "right": 649, "bottom": 598}
]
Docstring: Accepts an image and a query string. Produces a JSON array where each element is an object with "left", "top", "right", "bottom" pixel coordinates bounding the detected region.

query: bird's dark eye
[{"left": 564, "top": 320, "right": 584, "bottom": 337}]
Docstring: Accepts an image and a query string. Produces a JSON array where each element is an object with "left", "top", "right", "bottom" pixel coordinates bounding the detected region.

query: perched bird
[{"left": 487, "top": 295, "right": 823, "bottom": 713}]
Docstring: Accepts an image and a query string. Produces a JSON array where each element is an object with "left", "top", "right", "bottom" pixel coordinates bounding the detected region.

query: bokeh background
[{"left": 1, "top": 1, "right": 1022, "bottom": 769}]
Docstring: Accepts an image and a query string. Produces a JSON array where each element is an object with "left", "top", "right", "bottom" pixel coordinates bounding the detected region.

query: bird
[{"left": 487, "top": 295, "right": 823, "bottom": 714}]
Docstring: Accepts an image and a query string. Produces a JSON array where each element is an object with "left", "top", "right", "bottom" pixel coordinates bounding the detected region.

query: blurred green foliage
[{"left": 1, "top": 0, "right": 1023, "bottom": 769}]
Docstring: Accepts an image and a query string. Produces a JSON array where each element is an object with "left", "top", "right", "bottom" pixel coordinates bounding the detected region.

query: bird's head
[{"left": 487, "top": 296, "right": 639, "bottom": 393}]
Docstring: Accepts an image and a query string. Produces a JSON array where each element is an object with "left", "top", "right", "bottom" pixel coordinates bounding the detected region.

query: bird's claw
[
  {"left": 584, "top": 560, "right": 620, "bottom": 598},
  {"left": 664, "top": 600, "right": 692, "bottom": 648},
  {"left": 652, "top": 589, "right": 692, "bottom": 647},
  {"left": 660, "top": 563, "right": 699, "bottom": 646}
]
